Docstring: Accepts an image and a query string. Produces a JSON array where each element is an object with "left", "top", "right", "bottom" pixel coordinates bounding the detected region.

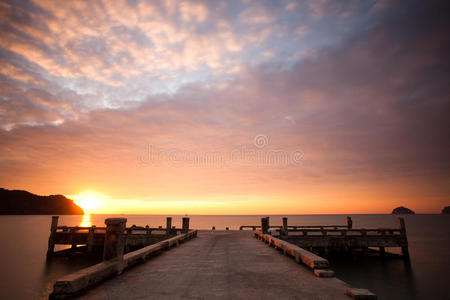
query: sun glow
[{"left": 71, "top": 191, "right": 102, "bottom": 213}]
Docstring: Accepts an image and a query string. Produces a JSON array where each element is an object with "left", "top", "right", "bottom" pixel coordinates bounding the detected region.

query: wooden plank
[{"left": 346, "top": 288, "right": 377, "bottom": 299}]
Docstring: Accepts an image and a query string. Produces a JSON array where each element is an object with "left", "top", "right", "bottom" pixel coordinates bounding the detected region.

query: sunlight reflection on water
[{"left": 78, "top": 214, "right": 92, "bottom": 227}]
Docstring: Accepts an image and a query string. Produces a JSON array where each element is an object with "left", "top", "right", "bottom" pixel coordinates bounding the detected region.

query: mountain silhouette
[{"left": 0, "top": 188, "right": 83, "bottom": 215}]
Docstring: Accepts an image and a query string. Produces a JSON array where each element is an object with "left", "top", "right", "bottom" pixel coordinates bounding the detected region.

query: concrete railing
[
  {"left": 254, "top": 230, "right": 329, "bottom": 270},
  {"left": 47, "top": 216, "right": 191, "bottom": 257},
  {"left": 50, "top": 216, "right": 197, "bottom": 299}
]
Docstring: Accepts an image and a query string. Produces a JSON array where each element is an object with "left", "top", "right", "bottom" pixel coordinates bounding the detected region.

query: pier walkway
[{"left": 75, "top": 230, "right": 350, "bottom": 300}]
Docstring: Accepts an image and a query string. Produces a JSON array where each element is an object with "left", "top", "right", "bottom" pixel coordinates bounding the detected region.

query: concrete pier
[{"left": 75, "top": 231, "right": 351, "bottom": 300}]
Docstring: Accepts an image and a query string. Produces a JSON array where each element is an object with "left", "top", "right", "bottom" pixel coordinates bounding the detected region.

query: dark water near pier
[{"left": 0, "top": 214, "right": 448, "bottom": 299}]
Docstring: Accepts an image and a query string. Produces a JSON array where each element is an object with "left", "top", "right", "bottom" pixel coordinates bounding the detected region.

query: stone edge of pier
[
  {"left": 49, "top": 230, "right": 198, "bottom": 299},
  {"left": 254, "top": 230, "right": 378, "bottom": 299}
]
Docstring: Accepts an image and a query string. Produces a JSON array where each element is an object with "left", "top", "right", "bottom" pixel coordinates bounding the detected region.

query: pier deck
[{"left": 74, "top": 230, "right": 350, "bottom": 300}]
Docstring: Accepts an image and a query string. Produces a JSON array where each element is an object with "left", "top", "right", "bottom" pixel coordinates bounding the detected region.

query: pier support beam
[
  {"left": 103, "top": 218, "right": 127, "bottom": 273},
  {"left": 145, "top": 225, "right": 150, "bottom": 245},
  {"left": 346, "top": 216, "right": 352, "bottom": 229},
  {"left": 398, "top": 217, "right": 410, "bottom": 259},
  {"left": 261, "top": 217, "right": 269, "bottom": 234},
  {"left": 281, "top": 217, "right": 288, "bottom": 236},
  {"left": 87, "top": 225, "right": 96, "bottom": 254},
  {"left": 182, "top": 217, "right": 190, "bottom": 233},
  {"left": 166, "top": 217, "right": 172, "bottom": 235},
  {"left": 46, "top": 216, "right": 59, "bottom": 258}
]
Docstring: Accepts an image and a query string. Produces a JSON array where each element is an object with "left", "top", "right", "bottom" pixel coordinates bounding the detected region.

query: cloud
[
  {"left": 240, "top": 4, "right": 274, "bottom": 24},
  {"left": 285, "top": 2, "right": 297, "bottom": 12},
  {"left": 0, "top": 0, "right": 449, "bottom": 212}
]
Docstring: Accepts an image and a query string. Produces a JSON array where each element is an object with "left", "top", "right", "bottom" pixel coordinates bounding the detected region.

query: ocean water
[{"left": 0, "top": 214, "right": 448, "bottom": 299}]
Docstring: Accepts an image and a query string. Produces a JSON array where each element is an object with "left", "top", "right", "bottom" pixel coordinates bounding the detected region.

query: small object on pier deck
[
  {"left": 314, "top": 269, "right": 335, "bottom": 277},
  {"left": 103, "top": 218, "right": 127, "bottom": 274},
  {"left": 212, "top": 226, "right": 215, "bottom": 230},
  {"left": 46, "top": 215, "right": 59, "bottom": 258},
  {"left": 346, "top": 216, "right": 352, "bottom": 229},
  {"left": 182, "top": 217, "right": 190, "bottom": 233},
  {"left": 166, "top": 217, "right": 172, "bottom": 235},
  {"left": 226, "top": 227, "right": 229, "bottom": 230},
  {"left": 346, "top": 288, "right": 377, "bottom": 299}
]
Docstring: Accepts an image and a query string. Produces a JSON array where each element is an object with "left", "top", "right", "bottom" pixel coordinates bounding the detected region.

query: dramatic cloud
[{"left": 0, "top": 0, "right": 449, "bottom": 213}]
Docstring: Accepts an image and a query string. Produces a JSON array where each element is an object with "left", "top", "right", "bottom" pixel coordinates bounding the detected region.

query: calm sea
[{"left": 0, "top": 214, "right": 448, "bottom": 299}]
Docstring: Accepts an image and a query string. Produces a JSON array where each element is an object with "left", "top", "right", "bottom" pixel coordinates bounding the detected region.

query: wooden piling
[
  {"left": 145, "top": 225, "right": 150, "bottom": 245},
  {"left": 87, "top": 225, "right": 96, "bottom": 254},
  {"left": 346, "top": 216, "right": 352, "bottom": 229},
  {"left": 398, "top": 217, "right": 410, "bottom": 259},
  {"left": 69, "top": 227, "right": 77, "bottom": 249},
  {"left": 378, "top": 229, "right": 386, "bottom": 256},
  {"left": 166, "top": 217, "right": 172, "bottom": 235},
  {"left": 182, "top": 217, "right": 190, "bottom": 233},
  {"left": 282, "top": 217, "right": 288, "bottom": 236},
  {"left": 103, "top": 218, "right": 127, "bottom": 273},
  {"left": 261, "top": 217, "right": 269, "bottom": 234},
  {"left": 46, "top": 216, "right": 59, "bottom": 258}
]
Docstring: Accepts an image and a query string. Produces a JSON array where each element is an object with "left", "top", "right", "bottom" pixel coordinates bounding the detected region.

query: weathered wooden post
[
  {"left": 46, "top": 216, "right": 59, "bottom": 258},
  {"left": 166, "top": 217, "right": 172, "bottom": 235},
  {"left": 360, "top": 229, "right": 368, "bottom": 255},
  {"left": 145, "top": 225, "right": 151, "bottom": 245},
  {"left": 69, "top": 227, "right": 77, "bottom": 249},
  {"left": 379, "top": 229, "right": 386, "bottom": 256},
  {"left": 346, "top": 216, "right": 352, "bottom": 229},
  {"left": 398, "top": 217, "right": 409, "bottom": 259},
  {"left": 87, "top": 225, "right": 96, "bottom": 254},
  {"left": 125, "top": 226, "right": 133, "bottom": 253},
  {"left": 182, "top": 217, "right": 190, "bottom": 233},
  {"left": 261, "top": 217, "right": 269, "bottom": 234},
  {"left": 103, "top": 218, "right": 127, "bottom": 273},
  {"left": 281, "top": 217, "right": 288, "bottom": 236}
]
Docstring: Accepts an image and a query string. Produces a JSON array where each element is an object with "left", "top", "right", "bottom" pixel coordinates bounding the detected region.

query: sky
[{"left": 0, "top": 0, "right": 449, "bottom": 214}]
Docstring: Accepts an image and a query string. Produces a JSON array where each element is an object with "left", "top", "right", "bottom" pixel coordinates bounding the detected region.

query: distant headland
[
  {"left": 0, "top": 188, "right": 84, "bottom": 215},
  {"left": 392, "top": 206, "right": 415, "bottom": 214}
]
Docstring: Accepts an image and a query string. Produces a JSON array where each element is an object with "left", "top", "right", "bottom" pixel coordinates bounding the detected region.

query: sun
[{"left": 72, "top": 191, "right": 102, "bottom": 213}]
